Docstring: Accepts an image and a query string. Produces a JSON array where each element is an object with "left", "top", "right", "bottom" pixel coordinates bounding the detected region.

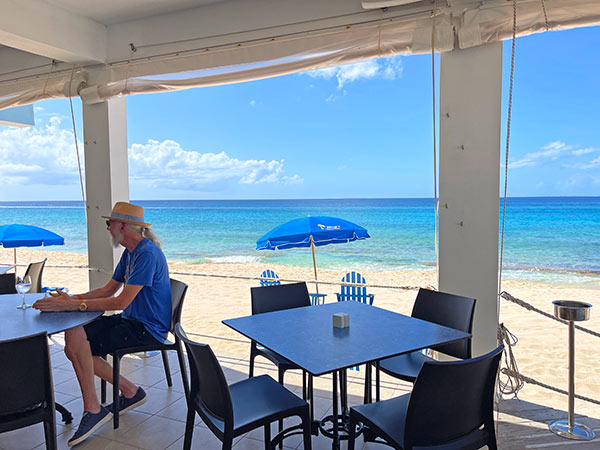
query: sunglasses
[{"left": 106, "top": 220, "right": 122, "bottom": 227}]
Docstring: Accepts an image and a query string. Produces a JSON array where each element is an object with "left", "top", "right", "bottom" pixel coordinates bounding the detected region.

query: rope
[
  {"left": 502, "top": 368, "right": 600, "bottom": 406},
  {"left": 431, "top": 8, "right": 440, "bottom": 283},
  {"left": 501, "top": 291, "right": 600, "bottom": 338},
  {"left": 68, "top": 66, "right": 88, "bottom": 225},
  {"left": 497, "top": 323, "right": 524, "bottom": 396},
  {"left": 540, "top": 0, "right": 550, "bottom": 31}
]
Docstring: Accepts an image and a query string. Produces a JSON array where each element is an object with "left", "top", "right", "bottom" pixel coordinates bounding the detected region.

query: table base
[{"left": 549, "top": 420, "right": 596, "bottom": 441}]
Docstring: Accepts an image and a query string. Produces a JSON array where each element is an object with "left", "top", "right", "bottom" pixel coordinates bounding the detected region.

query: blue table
[{"left": 223, "top": 300, "right": 471, "bottom": 449}]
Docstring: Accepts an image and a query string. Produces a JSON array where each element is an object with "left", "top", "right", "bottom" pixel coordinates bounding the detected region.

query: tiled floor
[{"left": 1, "top": 334, "right": 599, "bottom": 449}]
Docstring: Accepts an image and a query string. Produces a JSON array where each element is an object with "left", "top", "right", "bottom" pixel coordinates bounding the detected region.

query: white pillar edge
[
  {"left": 82, "top": 97, "right": 129, "bottom": 290},
  {"left": 438, "top": 42, "right": 502, "bottom": 356}
]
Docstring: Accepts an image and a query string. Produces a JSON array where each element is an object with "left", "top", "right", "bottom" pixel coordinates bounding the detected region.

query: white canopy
[{"left": 0, "top": 0, "right": 598, "bottom": 110}]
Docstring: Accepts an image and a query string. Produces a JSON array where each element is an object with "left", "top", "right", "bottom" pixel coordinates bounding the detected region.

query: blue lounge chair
[
  {"left": 259, "top": 269, "right": 326, "bottom": 305},
  {"left": 336, "top": 271, "right": 374, "bottom": 305}
]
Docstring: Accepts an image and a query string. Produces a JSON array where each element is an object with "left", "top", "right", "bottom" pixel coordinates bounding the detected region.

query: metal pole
[
  {"left": 568, "top": 321, "right": 575, "bottom": 429},
  {"left": 310, "top": 235, "right": 319, "bottom": 294}
]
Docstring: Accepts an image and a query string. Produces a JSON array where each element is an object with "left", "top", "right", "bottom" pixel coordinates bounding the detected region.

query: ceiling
[{"left": 45, "top": 0, "right": 232, "bottom": 26}]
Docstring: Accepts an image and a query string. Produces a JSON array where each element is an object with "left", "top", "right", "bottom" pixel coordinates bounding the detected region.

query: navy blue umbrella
[
  {"left": 256, "top": 216, "right": 370, "bottom": 291},
  {"left": 0, "top": 224, "right": 65, "bottom": 266}
]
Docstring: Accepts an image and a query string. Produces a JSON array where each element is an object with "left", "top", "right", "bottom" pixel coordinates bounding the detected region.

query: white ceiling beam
[{"left": 0, "top": 0, "right": 107, "bottom": 63}]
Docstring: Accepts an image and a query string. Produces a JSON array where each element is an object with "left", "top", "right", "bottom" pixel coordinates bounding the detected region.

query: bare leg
[
  {"left": 92, "top": 356, "right": 138, "bottom": 398},
  {"left": 64, "top": 327, "right": 101, "bottom": 413}
]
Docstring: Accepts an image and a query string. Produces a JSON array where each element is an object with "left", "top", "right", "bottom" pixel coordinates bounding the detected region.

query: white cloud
[
  {"left": 0, "top": 115, "right": 303, "bottom": 191},
  {"left": 249, "top": 100, "right": 256, "bottom": 106},
  {"left": 509, "top": 141, "right": 573, "bottom": 168},
  {"left": 565, "top": 155, "right": 600, "bottom": 170},
  {"left": 304, "top": 56, "right": 403, "bottom": 89},
  {"left": 0, "top": 115, "right": 83, "bottom": 185},
  {"left": 572, "top": 147, "right": 597, "bottom": 156},
  {"left": 129, "top": 139, "right": 303, "bottom": 190}
]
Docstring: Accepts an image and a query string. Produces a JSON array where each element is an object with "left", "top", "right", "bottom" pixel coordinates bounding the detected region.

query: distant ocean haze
[{"left": 0, "top": 197, "right": 598, "bottom": 286}]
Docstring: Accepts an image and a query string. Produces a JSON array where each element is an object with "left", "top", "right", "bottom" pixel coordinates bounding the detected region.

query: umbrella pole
[
  {"left": 13, "top": 248, "right": 17, "bottom": 276},
  {"left": 310, "top": 235, "right": 319, "bottom": 293}
]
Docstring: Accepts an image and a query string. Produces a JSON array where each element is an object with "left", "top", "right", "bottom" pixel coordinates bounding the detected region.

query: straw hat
[{"left": 102, "top": 202, "right": 151, "bottom": 227}]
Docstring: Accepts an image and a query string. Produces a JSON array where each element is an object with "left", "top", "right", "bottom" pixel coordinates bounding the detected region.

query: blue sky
[{"left": 0, "top": 26, "right": 598, "bottom": 201}]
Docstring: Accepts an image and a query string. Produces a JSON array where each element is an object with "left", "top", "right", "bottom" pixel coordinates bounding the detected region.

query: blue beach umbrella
[
  {"left": 256, "top": 216, "right": 370, "bottom": 292},
  {"left": 0, "top": 224, "right": 65, "bottom": 267}
]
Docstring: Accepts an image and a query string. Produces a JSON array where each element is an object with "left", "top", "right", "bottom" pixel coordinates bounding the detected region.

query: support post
[
  {"left": 438, "top": 42, "right": 502, "bottom": 356},
  {"left": 82, "top": 97, "right": 129, "bottom": 290}
]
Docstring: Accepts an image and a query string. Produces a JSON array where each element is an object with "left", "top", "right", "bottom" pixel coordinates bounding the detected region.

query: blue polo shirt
[{"left": 113, "top": 239, "right": 171, "bottom": 342}]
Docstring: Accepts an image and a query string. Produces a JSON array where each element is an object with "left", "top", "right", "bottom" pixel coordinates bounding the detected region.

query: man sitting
[{"left": 34, "top": 201, "right": 171, "bottom": 447}]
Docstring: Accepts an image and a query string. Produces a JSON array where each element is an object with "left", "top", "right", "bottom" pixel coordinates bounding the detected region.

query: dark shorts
[{"left": 83, "top": 314, "right": 160, "bottom": 357}]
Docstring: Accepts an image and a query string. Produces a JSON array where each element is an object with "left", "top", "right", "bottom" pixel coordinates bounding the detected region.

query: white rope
[
  {"left": 68, "top": 66, "right": 88, "bottom": 225},
  {"left": 431, "top": 8, "right": 440, "bottom": 284}
]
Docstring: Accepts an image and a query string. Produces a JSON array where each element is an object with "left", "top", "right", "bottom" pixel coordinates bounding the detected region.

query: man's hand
[{"left": 33, "top": 290, "right": 78, "bottom": 312}]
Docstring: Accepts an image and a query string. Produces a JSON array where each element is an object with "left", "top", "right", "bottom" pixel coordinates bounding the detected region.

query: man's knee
[{"left": 64, "top": 326, "right": 89, "bottom": 360}]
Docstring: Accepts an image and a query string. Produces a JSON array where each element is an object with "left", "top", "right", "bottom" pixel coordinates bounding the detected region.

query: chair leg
[
  {"left": 43, "top": 417, "right": 57, "bottom": 450},
  {"left": 302, "top": 370, "right": 307, "bottom": 400},
  {"left": 302, "top": 409, "right": 312, "bottom": 450},
  {"left": 277, "top": 369, "right": 285, "bottom": 449},
  {"left": 161, "top": 350, "right": 173, "bottom": 387},
  {"left": 222, "top": 439, "right": 233, "bottom": 450},
  {"left": 183, "top": 403, "right": 196, "bottom": 450},
  {"left": 347, "top": 414, "right": 357, "bottom": 450},
  {"left": 112, "top": 354, "right": 121, "bottom": 429},
  {"left": 264, "top": 423, "right": 271, "bottom": 450},
  {"left": 176, "top": 342, "right": 190, "bottom": 399},
  {"left": 100, "top": 355, "right": 107, "bottom": 403},
  {"left": 376, "top": 361, "right": 381, "bottom": 402},
  {"left": 249, "top": 349, "right": 255, "bottom": 378},
  {"left": 486, "top": 421, "right": 498, "bottom": 450}
]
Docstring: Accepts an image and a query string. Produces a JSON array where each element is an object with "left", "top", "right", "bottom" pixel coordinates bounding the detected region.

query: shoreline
[{"left": 3, "top": 247, "right": 599, "bottom": 417}]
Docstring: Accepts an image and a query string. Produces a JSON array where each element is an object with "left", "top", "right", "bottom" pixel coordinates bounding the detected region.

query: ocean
[{"left": 0, "top": 197, "right": 598, "bottom": 286}]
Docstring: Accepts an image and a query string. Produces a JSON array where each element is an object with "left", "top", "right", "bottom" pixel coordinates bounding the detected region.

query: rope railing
[{"left": 501, "top": 291, "right": 600, "bottom": 338}]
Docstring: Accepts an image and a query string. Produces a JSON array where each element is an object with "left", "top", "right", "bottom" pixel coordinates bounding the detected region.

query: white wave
[{"left": 206, "top": 255, "right": 260, "bottom": 264}]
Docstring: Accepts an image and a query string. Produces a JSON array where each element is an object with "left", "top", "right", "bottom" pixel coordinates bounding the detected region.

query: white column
[
  {"left": 438, "top": 42, "right": 502, "bottom": 356},
  {"left": 82, "top": 97, "right": 129, "bottom": 290}
]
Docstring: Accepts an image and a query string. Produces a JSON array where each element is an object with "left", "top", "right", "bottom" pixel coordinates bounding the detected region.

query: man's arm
[
  {"left": 74, "top": 278, "right": 123, "bottom": 300},
  {"left": 33, "top": 283, "right": 143, "bottom": 312}
]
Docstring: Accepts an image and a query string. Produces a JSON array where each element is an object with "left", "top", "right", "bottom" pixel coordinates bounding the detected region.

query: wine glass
[{"left": 16, "top": 275, "right": 32, "bottom": 309}]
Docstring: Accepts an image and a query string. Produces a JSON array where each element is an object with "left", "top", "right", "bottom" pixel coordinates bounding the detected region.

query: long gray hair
[{"left": 129, "top": 224, "right": 163, "bottom": 248}]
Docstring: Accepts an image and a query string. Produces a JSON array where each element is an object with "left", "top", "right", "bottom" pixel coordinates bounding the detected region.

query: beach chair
[
  {"left": 259, "top": 269, "right": 326, "bottom": 305},
  {"left": 336, "top": 271, "right": 374, "bottom": 305}
]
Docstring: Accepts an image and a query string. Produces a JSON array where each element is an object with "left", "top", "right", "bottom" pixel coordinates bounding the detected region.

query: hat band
[{"left": 111, "top": 211, "right": 145, "bottom": 223}]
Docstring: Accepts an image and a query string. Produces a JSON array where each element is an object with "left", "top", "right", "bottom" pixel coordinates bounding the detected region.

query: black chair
[
  {"left": 24, "top": 259, "right": 47, "bottom": 293},
  {"left": 0, "top": 272, "right": 17, "bottom": 294},
  {"left": 349, "top": 345, "right": 503, "bottom": 450},
  {"left": 0, "top": 332, "right": 57, "bottom": 450},
  {"left": 373, "top": 288, "right": 476, "bottom": 401},
  {"left": 249, "top": 282, "right": 313, "bottom": 444},
  {"left": 100, "top": 278, "right": 190, "bottom": 428},
  {"left": 249, "top": 282, "right": 311, "bottom": 383},
  {"left": 175, "top": 324, "right": 312, "bottom": 450}
]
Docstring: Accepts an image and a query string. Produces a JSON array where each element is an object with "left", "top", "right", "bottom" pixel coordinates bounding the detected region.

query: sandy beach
[{"left": 3, "top": 247, "right": 599, "bottom": 419}]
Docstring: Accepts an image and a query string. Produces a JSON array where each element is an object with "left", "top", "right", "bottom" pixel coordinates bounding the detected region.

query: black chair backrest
[
  {"left": 405, "top": 345, "right": 503, "bottom": 448},
  {"left": 169, "top": 278, "right": 188, "bottom": 333},
  {"left": 175, "top": 324, "right": 233, "bottom": 424},
  {"left": 411, "top": 288, "right": 476, "bottom": 359},
  {"left": 250, "top": 282, "right": 311, "bottom": 315},
  {"left": 0, "top": 332, "right": 54, "bottom": 415},
  {"left": 24, "top": 259, "right": 47, "bottom": 293},
  {"left": 0, "top": 273, "right": 17, "bottom": 294}
]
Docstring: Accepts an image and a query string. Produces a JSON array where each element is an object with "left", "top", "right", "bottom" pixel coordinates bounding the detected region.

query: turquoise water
[{"left": 0, "top": 198, "right": 598, "bottom": 286}]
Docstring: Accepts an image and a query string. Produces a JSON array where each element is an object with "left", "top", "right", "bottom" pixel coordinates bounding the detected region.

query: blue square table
[{"left": 223, "top": 300, "right": 471, "bottom": 449}]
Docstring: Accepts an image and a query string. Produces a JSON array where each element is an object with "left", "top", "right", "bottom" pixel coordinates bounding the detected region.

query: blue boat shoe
[
  {"left": 67, "top": 406, "right": 112, "bottom": 447},
  {"left": 108, "top": 386, "right": 147, "bottom": 414}
]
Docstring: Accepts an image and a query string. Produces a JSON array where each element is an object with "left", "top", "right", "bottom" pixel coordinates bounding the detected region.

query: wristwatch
[{"left": 79, "top": 301, "right": 88, "bottom": 312}]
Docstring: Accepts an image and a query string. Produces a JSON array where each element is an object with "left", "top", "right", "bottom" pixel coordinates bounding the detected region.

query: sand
[{"left": 3, "top": 247, "right": 599, "bottom": 418}]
